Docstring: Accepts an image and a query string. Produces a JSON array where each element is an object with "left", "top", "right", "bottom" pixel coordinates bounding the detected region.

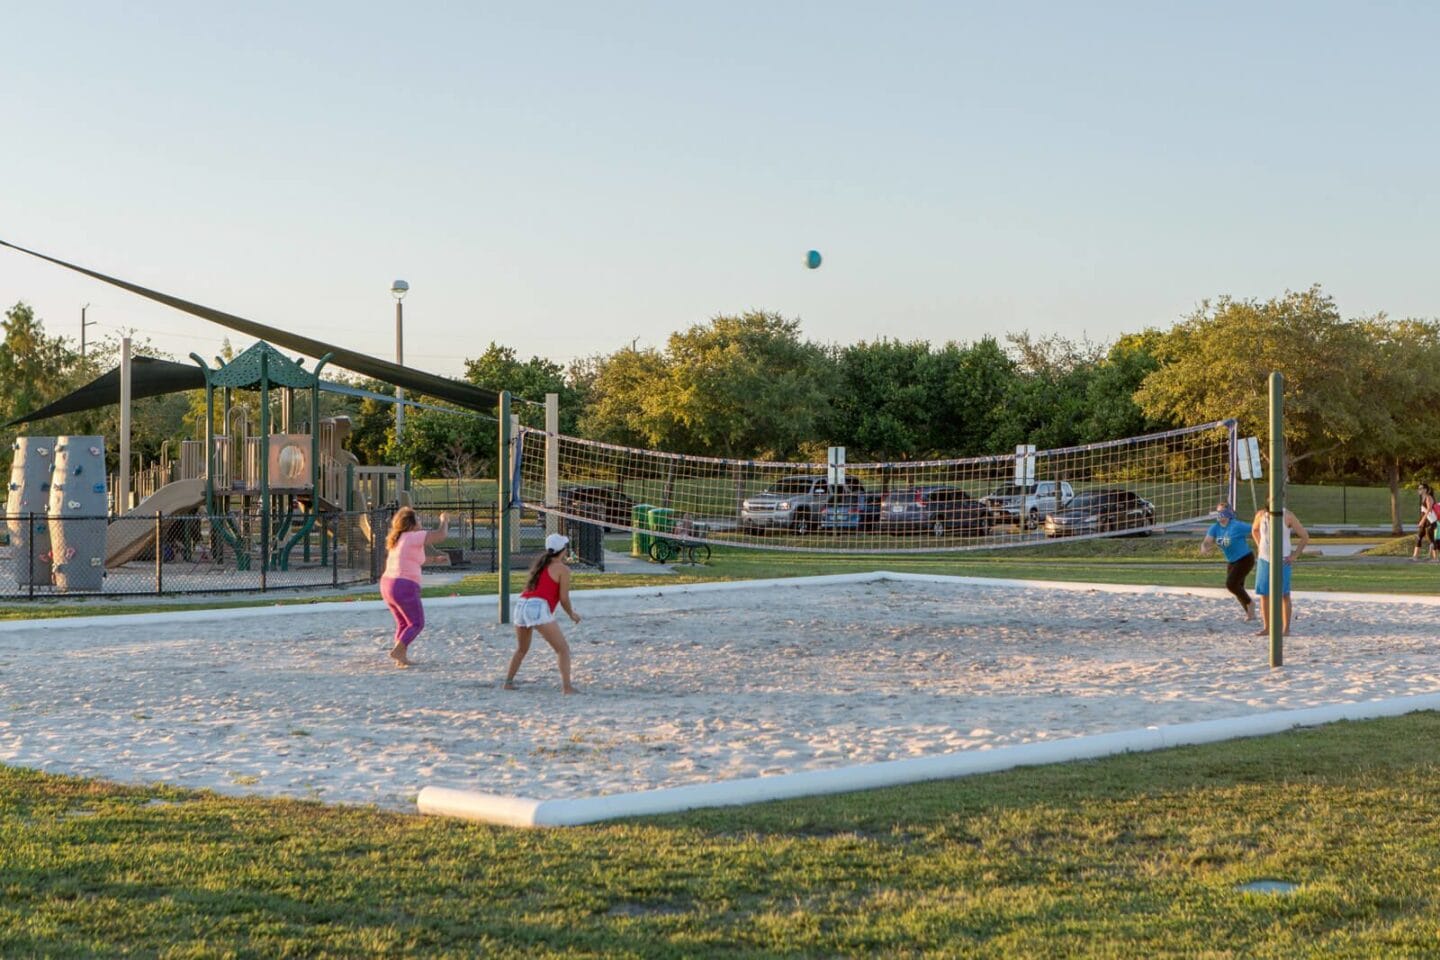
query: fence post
[
  {"left": 469, "top": 499, "right": 476, "bottom": 551},
  {"left": 28, "top": 512, "right": 35, "bottom": 601},
  {"left": 260, "top": 508, "right": 268, "bottom": 593},
  {"left": 155, "top": 513, "right": 163, "bottom": 595},
  {"left": 1342, "top": 483, "right": 1347, "bottom": 525},
  {"left": 331, "top": 514, "right": 339, "bottom": 587},
  {"left": 498, "top": 390, "right": 512, "bottom": 624}
]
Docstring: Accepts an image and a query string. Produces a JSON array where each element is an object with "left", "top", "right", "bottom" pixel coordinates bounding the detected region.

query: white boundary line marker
[{"left": 418, "top": 691, "right": 1440, "bottom": 827}]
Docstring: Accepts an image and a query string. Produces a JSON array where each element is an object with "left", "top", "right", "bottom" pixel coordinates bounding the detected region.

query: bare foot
[
  {"left": 1253, "top": 626, "right": 1268, "bottom": 636},
  {"left": 390, "top": 643, "right": 411, "bottom": 667},
  {"left": 1244, "top": 602, "right": 1256, "bottom": 621},
  {"left": 562, "top": 685, "right": 579, "bottom": 695},
  {"left": 502, "top": 680, "right": 517, "bottom": 690}
]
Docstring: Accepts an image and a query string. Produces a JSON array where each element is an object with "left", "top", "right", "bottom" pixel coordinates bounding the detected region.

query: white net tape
[{"left": 516, "top": 420, "right": 1236, "bottom": 554}]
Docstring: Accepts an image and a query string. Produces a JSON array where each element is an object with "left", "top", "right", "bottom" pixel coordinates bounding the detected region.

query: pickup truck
[
  {"left": 741, "top": 475, "right": 865, "bottom": 535},
  {"left": 981, "top": 480, "right": 1075, "bottom": 529}
]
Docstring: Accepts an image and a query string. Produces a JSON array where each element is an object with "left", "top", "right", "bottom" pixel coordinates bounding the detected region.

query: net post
[
  {"left": 1226, "top": 419, "right": 1239, "bottom": 509},
  {"left": 498, "top": 390, "right": 512, "bottom": 625},
  {"left": 509, "top": 413, "right": 522, "bottom": 555},
  {"left": 1268, "top": 371, "right": 1285, "bottom": 668},
  {"left": 545, "top": 392, "right": 559, "bottom": 539}
]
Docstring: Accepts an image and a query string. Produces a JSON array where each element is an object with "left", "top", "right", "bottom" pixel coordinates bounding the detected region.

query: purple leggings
[{"left": 381, "top": 577, "right": 425, "bottom": 647}]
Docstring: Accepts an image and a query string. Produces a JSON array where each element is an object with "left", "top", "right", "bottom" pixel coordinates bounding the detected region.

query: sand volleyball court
[{"left": 3, "top": 575, "right": 1439, "bottom": 812}]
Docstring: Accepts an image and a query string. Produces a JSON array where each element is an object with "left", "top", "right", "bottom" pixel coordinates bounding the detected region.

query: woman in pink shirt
[{"left": 381, "top": 507, "right": 449, "bottom": 667}]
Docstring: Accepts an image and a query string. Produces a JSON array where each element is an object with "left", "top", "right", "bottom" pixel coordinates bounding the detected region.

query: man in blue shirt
[{"left": 1200, "top": 502, "right": 1255, "bottom": 621}]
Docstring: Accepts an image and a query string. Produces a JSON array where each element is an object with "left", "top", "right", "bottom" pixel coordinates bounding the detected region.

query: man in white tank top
[{"left": 1250, "top": 504, "right": 1310, "bottom": 637}]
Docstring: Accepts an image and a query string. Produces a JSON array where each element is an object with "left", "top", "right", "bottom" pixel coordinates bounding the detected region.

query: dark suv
[
  {"left": 879, "top": 485, "right": 991, "bottom": 536},
  {"left": 558, "top": 484, "right": 636, "bottom": 529}
]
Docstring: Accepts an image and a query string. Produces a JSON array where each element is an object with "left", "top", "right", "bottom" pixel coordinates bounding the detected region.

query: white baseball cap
[{"left": 545, "top": 532, "right": 570, "bottom": 553}]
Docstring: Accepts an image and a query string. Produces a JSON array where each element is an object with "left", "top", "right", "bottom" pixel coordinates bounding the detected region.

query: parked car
[
  {"left": 879, "top": 485, "right": 991, "bottom": 536},
  {"left": 981, "top": 480, "right": 1074, "bottom": 529},
  {"left": 1043, "top": 489, "right": 1155, "bottom": 538},
  {"left": 558, "top": 484, "right": 636, "bottom": 529},
  {"left": 741, "top": 475, "right": 864, "bottom": 534},
  {"left": 818, "top": 489, "right": 880, "bottom": 533}
]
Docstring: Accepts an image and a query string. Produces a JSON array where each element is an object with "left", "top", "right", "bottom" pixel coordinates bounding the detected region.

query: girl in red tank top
[
  {"left": 506, "top": 532, "right": 581, "bottom": 693},
  {"left": 520, "top": 564, "right": 562, "bottom": 611}
]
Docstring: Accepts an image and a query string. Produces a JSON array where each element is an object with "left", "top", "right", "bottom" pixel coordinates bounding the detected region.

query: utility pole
[
  {"left": 391, "top": 280, "right": 409, "bottom": 442},
  {"left": 80, "top": 303, "right": 95, "bottom": 358}
]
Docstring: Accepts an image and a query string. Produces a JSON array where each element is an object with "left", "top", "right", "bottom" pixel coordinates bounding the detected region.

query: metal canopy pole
[{"left": 498, "top": 390, "right": 512, "bottom": 625}]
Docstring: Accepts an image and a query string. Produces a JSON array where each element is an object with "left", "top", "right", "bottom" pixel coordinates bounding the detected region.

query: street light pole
[
  {"left": 80, "top": 303, "right": 95, "bottom": 358},
  {"left": 391, "top": 280, "right": 409, "bottom": 443}
]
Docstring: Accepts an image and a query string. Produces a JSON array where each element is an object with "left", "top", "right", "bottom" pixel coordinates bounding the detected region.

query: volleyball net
[{"left": 514, "top": 420, "right": 1237, "bottom": 554}]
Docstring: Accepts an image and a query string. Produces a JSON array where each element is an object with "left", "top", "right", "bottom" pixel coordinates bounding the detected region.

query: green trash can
[{"left": 631, "top": 504, "right": 654, "bottom": 558}]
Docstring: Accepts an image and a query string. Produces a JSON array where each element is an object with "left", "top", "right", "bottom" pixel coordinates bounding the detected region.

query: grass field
[
  {"left": 5, "top": 715, "right": 1439, "bottom": 957},
  {"left": 5, "top": 529, "right": 1440, "bottom": 955}
]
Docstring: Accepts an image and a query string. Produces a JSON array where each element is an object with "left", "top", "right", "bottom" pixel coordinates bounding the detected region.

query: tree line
[{"left": 4, "top": 286, "right": 1436, "bottom": 507}]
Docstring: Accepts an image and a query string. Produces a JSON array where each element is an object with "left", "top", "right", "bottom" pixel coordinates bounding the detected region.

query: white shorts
[{"left": 513, "top": 596, "right": 556, "bottom": 628}]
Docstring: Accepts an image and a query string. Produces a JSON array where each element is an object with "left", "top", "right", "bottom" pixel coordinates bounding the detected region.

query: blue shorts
[{"left": 1254, "top": 559, "right": 1292, "bottom": 596}]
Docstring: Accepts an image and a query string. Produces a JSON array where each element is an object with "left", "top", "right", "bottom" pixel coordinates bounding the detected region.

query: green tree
[
  {"left": 1078, "top": 331, "right": 1172, "bottom": 442},
  {"left": 575, "top": 347, "right": 676, "bottom": 449},
  {"left": 342, "top": 379, "right": 399, "bottom": 465},
  {"left": 934, "top": 336, "right": 1017, "bottom": 455},
  {"left": 390, "top": 402, "right": 494, "bottom": 479},
  {"left": 659, "top": 312, "right": 835, "bottom": 459},
  {"left": 987, "top": 333, "right": 1103, "bottom": 452},
  {"left": 0, "top": 301, "right": 73, "bottom": 429},
  {"left": 827, "top": 339, "right": 940, "bottom": 460},
  {"left": 1134, "top": 286, "right": 1372, "bottom": 472},
  {"left": 1343, "top": 316, "right": 1440, "bottom": 531}
]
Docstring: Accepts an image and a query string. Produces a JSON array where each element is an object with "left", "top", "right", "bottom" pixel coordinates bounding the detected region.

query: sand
[{"left": 2, "top": 577, "right": 1438, "bottom": 811}]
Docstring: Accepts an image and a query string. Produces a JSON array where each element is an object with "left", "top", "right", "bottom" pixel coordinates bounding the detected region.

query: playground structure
[
  {"left": 4, "top": 341, "right": 414, "bottom": 594},
  {"left": 174, "top": 340, "right": 406, "bottom": 572}
]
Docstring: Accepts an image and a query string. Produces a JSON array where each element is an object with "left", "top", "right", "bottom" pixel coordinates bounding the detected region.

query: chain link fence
[{"left": 0, "top": 506, "right": 495, "bottom": 600}]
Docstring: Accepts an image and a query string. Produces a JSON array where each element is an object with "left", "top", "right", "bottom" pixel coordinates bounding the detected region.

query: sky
[{"left": 2, "top": 1, "right": 1437, "bottom": 380}]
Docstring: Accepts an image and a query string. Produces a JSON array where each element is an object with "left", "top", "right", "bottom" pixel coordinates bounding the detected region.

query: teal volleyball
[{"left": 805, "top": 249, "right": 822, "bottom": 269}]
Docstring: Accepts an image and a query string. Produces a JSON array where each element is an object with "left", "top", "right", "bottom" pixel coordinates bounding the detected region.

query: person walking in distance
[
  {"left": 380, "top": 507, "right": 450, "bottom": 667},
  {"left": 505, "top": 532, "right": 581, "bottom": 694},
  {"left": 1200, "top": 502, "right": 1256, "bottom": 621},
  {"left": 1413, "top": 483, "right": 1438, "bottom": 562},
  {"left": 1251, "top": 502, "right": 1310, "bottom": 637}
]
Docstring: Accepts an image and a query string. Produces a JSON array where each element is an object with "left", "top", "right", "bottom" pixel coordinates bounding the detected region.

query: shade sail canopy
[
  {"left": 0, "top": 238, "right": 501, "bottom": 413},
  {"left": 5, "top": 355, "right": 489, "bottom": 427},
  {"left": 6, "top": 356, "right": 203, "bottom": 426}
]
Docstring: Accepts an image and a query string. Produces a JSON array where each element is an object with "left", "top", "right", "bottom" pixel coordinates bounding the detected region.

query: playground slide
[{"left": 105, "top": 478, "right": 206, "bottom": 568}]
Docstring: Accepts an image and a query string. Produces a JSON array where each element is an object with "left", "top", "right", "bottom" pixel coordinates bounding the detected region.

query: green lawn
[
  {"left": 5, "top": 715, "right": 1439, "bottom": 957},
  {"left": 5, "top": 531, "right": 1439, "bottom": 955}
]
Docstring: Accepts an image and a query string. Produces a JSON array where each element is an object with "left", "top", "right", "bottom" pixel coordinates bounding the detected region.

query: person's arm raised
[{"left": 424, "top": 512, "right": 451, "bottom": 546}]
